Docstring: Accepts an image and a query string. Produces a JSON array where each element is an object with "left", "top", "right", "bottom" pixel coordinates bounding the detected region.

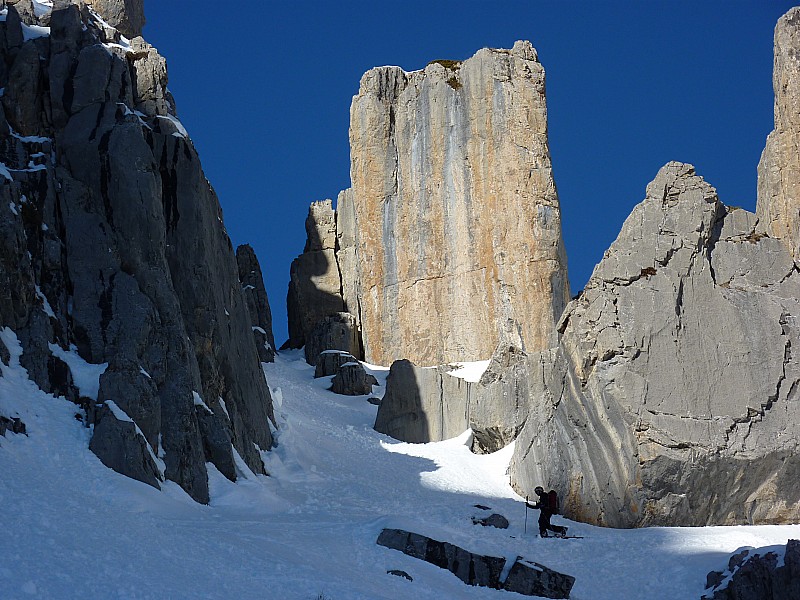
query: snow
[
  {"left": 158, "top": 114, "right": 189, "bottom": 138},
  {"left": 47, "top": 343, "right": 108, "bottom": 399},
  {"left": 0, "top": 162, "right": 13, "bottom": 181},
  {"left": 8, "top": 201, "right": 18, "bottom": 214},
  {"left": 192, "top": 391, "right": 213, "bottom": 414},
  {"left": 22, "top": 22, "right": 50, "bottom": 41},
  {"left": 35, "top": 285, "right": 55, "bottom": 318},
  {"left": 32, "top": 0, "right": 53, "bottom": 19},
  {"left": 0, "top": 342, "right": 798, "bottom": 599},
  {"left": 447, "top": 359, "right": 491, "bottom": 382}
]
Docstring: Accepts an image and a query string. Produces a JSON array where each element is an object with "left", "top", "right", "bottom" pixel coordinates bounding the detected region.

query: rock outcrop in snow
[
  {"left": 377, "top": 528, "right": 576, "bottom": 598},
  {"left": 374, "top": 344, "right": 529, "bottom": 454},
  {"left": 757, "top": 7, "right": 800, "bottom": 263},
  {"left": 288, "top": 41, "right": 570, "bottom": 367},
  {"left": 0, "top": 3, "right": 274, "bottom": 502},
  {"left": 703, "top": 539, "right": 800, "bottom": 600}
]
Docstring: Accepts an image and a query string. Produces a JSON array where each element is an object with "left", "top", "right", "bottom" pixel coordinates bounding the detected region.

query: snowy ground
[{"left": 1, "top": 340, "right": 798, "bottom": 599}]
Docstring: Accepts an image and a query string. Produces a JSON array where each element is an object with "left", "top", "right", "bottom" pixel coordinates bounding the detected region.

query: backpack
[{"left": 547, "top": 490, "right": 559, "bottom": 514}]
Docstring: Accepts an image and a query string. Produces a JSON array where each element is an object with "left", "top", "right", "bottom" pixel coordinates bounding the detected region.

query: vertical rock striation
[
  {"left": 289, "top": 41, "right": 570, "bottom": 367},
  {"left": 347, "top": 41, "right": 570, "bottom": 366},
  {"left": 510, "top": 163, "right": 800, "bottom": 527},
  {"left": 757, "top": 7, "right": 800, "bottom": 262},
  {"left": 0, "top": 3, "right": 274, "bottom": 502}
]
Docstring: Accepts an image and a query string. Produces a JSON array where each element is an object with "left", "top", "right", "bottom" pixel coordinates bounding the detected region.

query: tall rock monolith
[
  {"left": 289, "top": 41, "right": 570, "bottom": 367},
  {"left": 346, "top": 41, "right": 570, "bottom": 366},
  {"left": 757, "top": 7, "right": 800, "bottom": 262}
]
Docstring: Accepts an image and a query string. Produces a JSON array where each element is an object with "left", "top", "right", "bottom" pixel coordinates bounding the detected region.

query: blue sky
[{"left": 145, "top": 1, "right": 795, "bottom": 347}]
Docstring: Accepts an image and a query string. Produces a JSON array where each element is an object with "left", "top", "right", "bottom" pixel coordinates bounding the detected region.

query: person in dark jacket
[{"left": 527, "top": 486, "right": 568, "bottom": 538}]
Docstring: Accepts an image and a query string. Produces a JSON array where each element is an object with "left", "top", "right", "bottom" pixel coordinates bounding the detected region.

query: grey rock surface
[
  {"left": 471, "top": 513, "right": 509, "bottom": 529},
  {"left": 330, "top": 362, "right": 377, "bottom": 396},
  {"left": 503, "top": 557, "right": 575, "bottom": 600},
  {"left": 373, "top": 344, "right": 529, "bottom": 453},
  {"left": 376, "top": 528, "right": 574, "bottom": 598},
  {"left": 510, "top": 163, "right": 800, "bottom": 527},
  {"left": 374, "top": 359, "right": 469, "bottom": 444},
  {"left": 703, "top": 540, "right": 800, "bottom": 600},
  {"left": 89, "top": 402, "right": 163, "bottom": 489},
  {"left": 314, "top": 350, "right": 357, "bottom": 378},
  {"left": 285, "top": 200, "right": 349, "bottom": 356},
  {"left": 88, "top": 0, "right": 145, "bottom": 39},
  {"left": 304, "top": 312, "right": 361, "bottom": 365},
  {"left": 757, "top": 8, "right": 800, "bottom": 263},
  {"left": 236, "top": 244, "right": 276, "bottom": 363},
  {"left": 0, "top": 4, "right": 275, "bottom": 501}
]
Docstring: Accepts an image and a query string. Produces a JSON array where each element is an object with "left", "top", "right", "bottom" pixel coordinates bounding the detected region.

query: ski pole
[{"left": 524, "top": 496, "right": 528, "bottom": 534}]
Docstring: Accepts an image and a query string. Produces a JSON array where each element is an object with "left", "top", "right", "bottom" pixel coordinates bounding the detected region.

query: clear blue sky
[{"left": 145, "top": 1, "right": 795, "bottom": 348}]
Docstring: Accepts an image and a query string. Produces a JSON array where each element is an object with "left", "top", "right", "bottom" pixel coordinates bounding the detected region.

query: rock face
[
  {"left": 346, "top": 41, "right": 570, "bottom": 366},
  {"left": 376, "top": 528, "right": 575, "bottom": 598},
  {"left": 757, "top": 8, "right": 800, "bottom": 263},
  {"left": 0, "top": 3, "right": 274, "bottom": 502},
  {"left": 289, "top": 41, "right": 570, "bottom": 367},
  {"left": 236, "top": 244, "right": 276, "bottom": 363},
  {"left": 510, "top": 163, "right": 800, "bottom": 527},
  {"left": 373, "top": 344, "right": 530, "bottom": 453},
  {"left": 703, "top": 540, "right": 800, "bottom": 600},
  {"left": 330, "top": 361, "right": 377, "bottom": 396},
  {"left": 285, "top": 200, "right": 363, "bottom": 362},
  {"left": 87, "top": 0, "right": 145, "bottom": 38}
]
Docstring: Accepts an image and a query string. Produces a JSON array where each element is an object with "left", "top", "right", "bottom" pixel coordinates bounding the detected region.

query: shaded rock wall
[
  {"left": 757, "top": 7, "right": 800, "bottom": 263},
  {"left": 0, "top": 3, "right": 274, "bottom": 502},
  {"left": 236, "top": 244, "right": 276, "bottom": 363}
]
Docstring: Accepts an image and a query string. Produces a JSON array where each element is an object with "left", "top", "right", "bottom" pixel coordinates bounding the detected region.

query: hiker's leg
[{"left": 538, "top": 512, "right": 548, "bottom": 537}]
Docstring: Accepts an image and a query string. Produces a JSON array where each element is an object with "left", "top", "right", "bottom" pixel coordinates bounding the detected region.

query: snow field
[{"left": 0, "top": 340, "right": 798, "bottom": 599}]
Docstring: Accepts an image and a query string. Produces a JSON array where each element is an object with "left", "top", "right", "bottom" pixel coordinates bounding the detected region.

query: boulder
[
  {"left": 504, "top": 557, "right": 576, "bottom": 600},
  {"left": 0, "top": 416, "right": 26, "bottom": 436},
  {"left": 376, "top": 528, "right": 574, "bottom": 598},
  {"left": 89, "top": 402, "right": 163, "bottom": 489},
  {"left": 315, "top": 350, "right": 357, "bottom": 378},
  {"left": 330, "top": 362, "right": 377, "bottom": 396},
  {"left": 373, "top": 345, "right": 528, "bottom": 452},
  {"left": 471, "top": 513, "right": 509, "bottom": 529},
  {"left": 304, "top": 312, "right": 361, "bottom": 365}
]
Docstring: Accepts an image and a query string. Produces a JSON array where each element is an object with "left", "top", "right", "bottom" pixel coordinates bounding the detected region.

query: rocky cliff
[
  {"left": 0, "top": 1, "right": 275, "bottom": 502},
  {"left": 289, "top": 41, "right": 570, "bottom": 367},
  {"left": 510, "top": 163, "right": 800, "bottom": 527},
  {"left": 758, "top": 7, "right": 800, "bottom": 262}
]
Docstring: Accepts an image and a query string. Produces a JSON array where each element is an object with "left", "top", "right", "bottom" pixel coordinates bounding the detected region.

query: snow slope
[{"left": 1, "top": 339, "right": 798, "bottom": 599}]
